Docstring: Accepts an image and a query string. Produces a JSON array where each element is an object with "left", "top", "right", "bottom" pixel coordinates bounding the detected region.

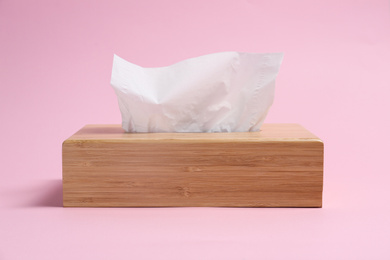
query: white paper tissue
[{"left": 111, "top": 52, "right": 283, "bottom": 133}]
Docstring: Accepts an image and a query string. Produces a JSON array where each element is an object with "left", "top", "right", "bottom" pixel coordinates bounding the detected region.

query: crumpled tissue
[{"left": 110, "top": 52, "right": 283, "bottom": 133}]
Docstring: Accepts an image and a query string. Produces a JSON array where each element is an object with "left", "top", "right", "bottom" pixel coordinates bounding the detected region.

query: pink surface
[{"left": 1, "top": 0, "right": 389, "bottom": 259}]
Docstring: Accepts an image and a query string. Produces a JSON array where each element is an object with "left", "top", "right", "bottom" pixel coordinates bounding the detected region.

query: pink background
[{"left": 1, "top": 0, "right": 390, "bottom": 259}]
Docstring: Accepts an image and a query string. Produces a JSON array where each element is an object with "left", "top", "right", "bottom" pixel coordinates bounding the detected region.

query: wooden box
[{"left": 62, "top": 124, "right": 323, "bottom": 207}]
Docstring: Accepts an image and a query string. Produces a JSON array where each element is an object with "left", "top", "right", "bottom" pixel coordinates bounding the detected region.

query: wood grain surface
[{"left": 62, "top": 124, "right": 323, "bottom": 207}]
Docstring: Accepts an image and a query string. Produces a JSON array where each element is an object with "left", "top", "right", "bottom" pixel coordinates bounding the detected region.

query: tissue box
[{"left": 62, "top": 124, "right": 323, "bottom": 207}]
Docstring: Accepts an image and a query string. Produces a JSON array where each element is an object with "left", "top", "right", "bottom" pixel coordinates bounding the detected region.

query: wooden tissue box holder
[{"left": 62, "top": 124, "right": 323, "bottom": 207}]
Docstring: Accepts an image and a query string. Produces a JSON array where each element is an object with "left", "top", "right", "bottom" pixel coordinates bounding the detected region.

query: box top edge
[{"left": 63, "top": 124, "right": 322, "bottom": 143}]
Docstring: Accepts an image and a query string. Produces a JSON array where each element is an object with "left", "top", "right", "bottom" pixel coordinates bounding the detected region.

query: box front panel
[{"left": 63, "top": 140, "right": 323, "bottom": 207}]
